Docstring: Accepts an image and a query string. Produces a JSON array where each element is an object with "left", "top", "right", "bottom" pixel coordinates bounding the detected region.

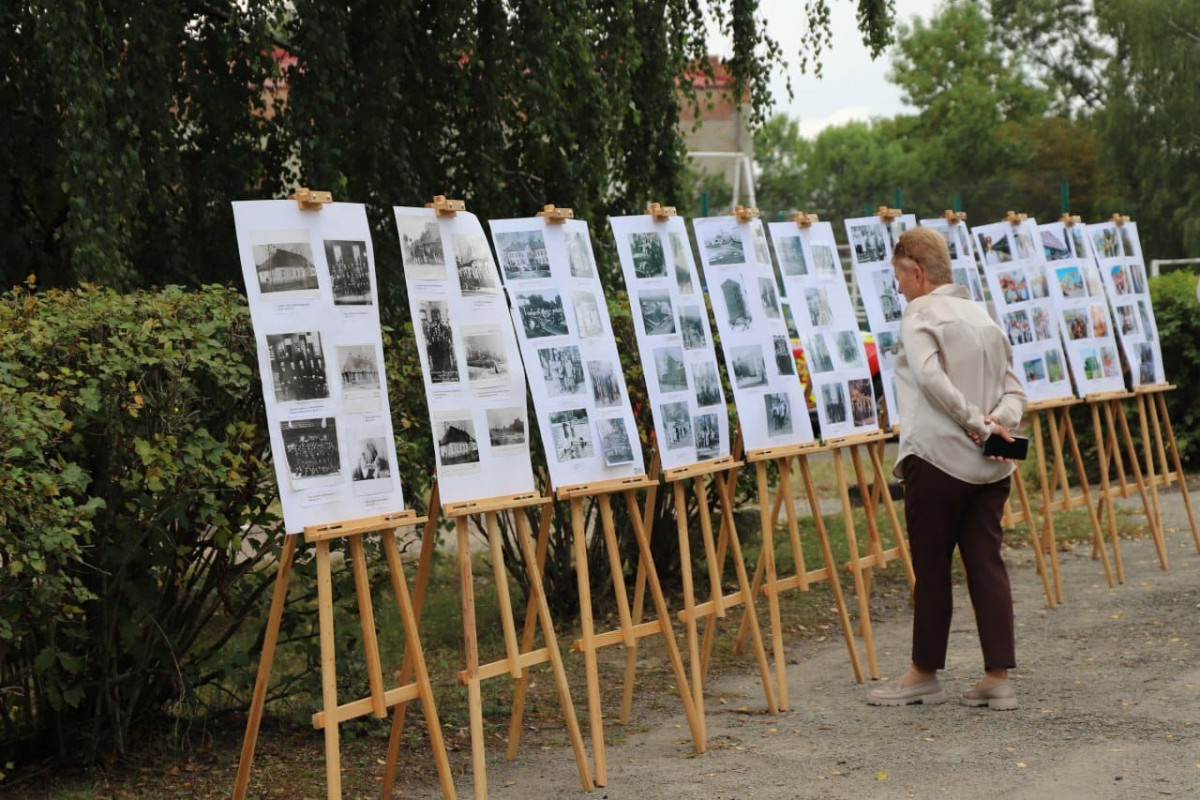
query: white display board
[
  {"left": 919, "top": 216, "right": 989, "bottom": 310},
  {"left": 1038, "top": 219, "right": 1126, "bottom": 396},
  {"left": 971, "top": 217, "right": 1074, "bottom": 402},
  {"left": 232, "top": 200, "right": 405, "bottom": 533},
  {"left": 843, "top": 212, "right": 918, "bottom": 418},
  {"left": 692, "top": 215, "right": 813, "bottom": 453},
  {"left": 1085, "top": 219, "right": 1165, "bottom": 387},
  {"left": 768, "top": 219, "right": 879, "bottom": 440},
  {"left": 609, "top": 214, "right": 731, "bottom": 469},
  {"left": 393, "top": 206, "right": 536, "bottom": 505},
  {"left": 489, "top": 215, "right": 644, "bottom": 488}
]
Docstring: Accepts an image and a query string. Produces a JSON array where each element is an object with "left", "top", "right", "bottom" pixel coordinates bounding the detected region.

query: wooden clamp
[
  {"left": 1060, "top": 213, "right": 1082, "bottom": 227},
  {"left": 290, "top": 188, "right": 333, "bottom": 210},
  {"left": 537, "top": 204, "right": 574, "bottom": 224},
  {"left": 942, "top": 210, "right": 967, "bottom": 225},
  {"left": 792, "top": 211, "right": 819, "bottom": 228},
  {"left": 426, "top": 195, "right": 465, "bottom": 218},
  {"left": 1111, "top": 213, "right": 1130, "bottom": 227},
  {"left": 1005, "top": 210, "right": 1028, "bottom": 226},
  {"left": 645, "top": 202, "right": 677, "bottom": 222},
  {"left": 874, "top": 205, "right": 902, "bottom": 222},
  {"left": 732, "top": 205, "right": 760, "bottom": 222}
]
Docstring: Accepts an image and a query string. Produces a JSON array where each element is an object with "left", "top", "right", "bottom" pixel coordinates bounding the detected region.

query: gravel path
[{"left": 437, "top": 486, "right": 1200, "bottom": 799}]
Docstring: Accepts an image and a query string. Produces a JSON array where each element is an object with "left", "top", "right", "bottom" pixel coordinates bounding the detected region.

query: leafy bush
[{"left": 0, "top": 282, "right": 280, "bottom": 760}]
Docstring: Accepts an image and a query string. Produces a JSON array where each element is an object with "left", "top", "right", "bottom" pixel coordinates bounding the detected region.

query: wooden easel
[
  {"left": 820, "top": 429, "right": 914, "bottom": 680},
  {"left": 1086, "top": 390, "right": 1167, "bottom": 579},
  {"left": 1134, "top": 384, "right": 1200, "bottom": 552},
  {"left": 232, "top": 511, "right": 455, "bottom": 800},
  {"left": 544, "top": 471, "right": 707, "bottom": 786},
  {"left": 440, "top": 491, "right": 594, "bottom": 799},
  {"left": 740, "top": 440, "right": 865, "bottom": 705},
  {"left": 665, "top": 453, "right": 780, "bottom": 726}
]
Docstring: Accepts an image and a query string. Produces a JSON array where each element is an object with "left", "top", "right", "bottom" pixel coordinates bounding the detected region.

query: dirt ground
[{"left": 443, "top": 488, "right": 1200, "bottom": 800}]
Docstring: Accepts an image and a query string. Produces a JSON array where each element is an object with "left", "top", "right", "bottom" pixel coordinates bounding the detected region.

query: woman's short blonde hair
[{"left": 893, "top": 227, "right": 952, "bottom": 284}]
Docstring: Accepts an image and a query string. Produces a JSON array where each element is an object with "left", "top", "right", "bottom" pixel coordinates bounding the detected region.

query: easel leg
[
  {"left": 234, "top": 534, "right": 297, "bottom": 800},
  {"left": 1031, "top": 411, "right": 1068, "bottom": 602},
  {"left": 315, "top": 540, "right": 343, "bottom": 800},
  {"left": 347, "top": 535, "right": 388, "bottom": 719},
  {"left": 1061, "top": 410, "right": 1108, "bottom": 587},
  {"left": 381, "top": 529, "right": 456, "bottom": 799},
  {"left": 755, "top": 460, "right": 788, "bottom": 711},
  {"left": 569, "top": 495, "right": 606, "bottom": 786},
  {"left": 1133, "top": 394, "right": 1168, "bottom": 567},
  {"left": 1011, "top": 468, "right": 1056, "bottom": 608},
  {"left": 455, "top": 517, "right": 487, "bottom": 800},
  {"left": 507, "top": 503, "right": 553, "bottom": 759},
  {"left": 512, "top": 510, "right": 594, "bottom": 791},
  {"left": 673, "top": 479, "right": 707, "bottom": 741},
  {"left": 621, "top": 488, "right": 705, "bottom": 751},
  {"left": 1092, "top": 401, "right": 1125, "bottom": 584},
  {"left": 868, "top": 440, "right": 914, "bottom": 587},
  {"left": 1113, "top": 399, "right": 1167, "bottom": 568},
  {"left": 620, "top": 471, "right": 659, "bottom": 724},
  {"left": 1155, "top": 392, "right": 1200, "bottom": 551},
  {"left": 833, "top": 447, "right": 878, "bottom": 679}
]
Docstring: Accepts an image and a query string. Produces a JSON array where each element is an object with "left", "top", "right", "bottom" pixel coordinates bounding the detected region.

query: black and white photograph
[
  {"left": 495, "top": 229, "right": 551, "bottom": 280},
  {"left": 516, "top": 290, "right": 569, "bottom": 338},
  {"left": 773, "top": 335, "right": 795, "bottom": 376},
  {"left": 280, "top": 417, "right": 341, "bottom": 487},
  {"left": 1004, "top": 309, "right": 1034, "bottom": 345},
  {"left": 692, "top": 360, "right": 722, "bottom": 407},
  {"left": 462, "top": 324, "right": 510, "bottom": 387},
  {"left": 1137, "top": 301, "right": 1155, "bottom": 341},
  {"left": 821, "top": 383, "right": 848, "bottom": 425},
  {"left": 549, "top": 408, "right": 595, "bottom": 462},
  {"left": 886, "top": 219, "right": 908, "bottom": 250},
  {"left": 324, "top": 239, "right": 373, "bottom": 305},
  {"left": 659, "top": 400, "right": 693, "bottom": 450},
  {"left": 1029, "top": 268, "right": 1049, "bottom": 299},
  {"left": 758, "top": 276, "right": 782, "bottom": 318},
  {"left": 267, "top": 331, "right": 330, "bottom": 403},
  {"left": 804, "top": 287, "right": 834, "bottom": 327},
  {"left": 764, "top": 392, "right": 793, "bottom": 437},
  {"left": 1014, "top": 229, "right": 1037, "bottom": 260},
  {"left": 1120, "top": 226, "right": 1136, "bottom": 258},
  {"left": 486, "top": 407, "right": 527, "bottom": 449},
  {"left": 678, "top": 304, "right": 707, "bottom": 350},
  {"left": 437, "top": 416, "right": 481, "bottom": 468},
  {"left": 835, "top": 329, "right": 863, "bottom": 368},
  {"left": 719, "top": 277, "right": 753, "bottom": 330},
  {"left": 418, "top": 299, "right": 460, "bottom": 383},
  {"left": 654, "top": 345, "right": 689, "bottom": 393},
  {"left": 1070, "top": 226, "right": 1088, "bottom": 259},
  {"left": 702, "top": 224, "right": 746, "bottom": 266},
  {"left": 566, "top": 229, "right": 595, "bottom": 278},
  {"left": 850, "top": 222, "right": 888, "bottom": 263},
  {"left": 848, "top": 378, "right": 876, "bottom": 427},
  {"left": 350, "top": 434, "right": 392, "bottom": 495},
  {"left": 875, "top": 331, "right": 900, "bottom": 371},
  {"left": 751, "top": 223, "right": 772, "bottom": 264},
  {"left": 812, "top": 242, "right": 838, "bottom": 275},
  {"left": 571, "top": 290, "right": 605, "bottom": 339},
  {"left": 873, "top": 268, "right": 903, "bottom": 323},
  {"left": 806, "top": 334, "right": 835, "bottom": 373},
  {"left": 638, "top": 290, "right": 677, "bottom": 336},
  {"left": 694, "top": 412, "right": 720, "bottom": 460},
  {"left": 397, "top": 216, "right": 446, "bottom": 281},
  {"left": 587, "top": 359, "right": 623, "bottom": 408},
  {"left": 596, "top": 417, "right": 635, "bottom": 466},
  {"left": 336, "top": 343, "right": 381, "bottom": 413},
  {"left": 538, "top": 345, "right": 586, "bottom": 397},
  {"left": 776, "top": 235, "right": 808, "bottom": 276},
  {"left": 670, "top": 232, "right": 694, "bottom": 293},
  {"left": 729, "top": 344, "right": 768, "bottom": 389},
  {"left": 453, "top": 234, "right": 499, "bottom": 295},
  {"left": 1128, "top": 262, "right": 1147, "bottom": 294},
  {"left": 629, "top": 231, "right": 668, "bottom": 278},
  {"left": 253, "top": 233, "right": 319, "bottom": 297}
]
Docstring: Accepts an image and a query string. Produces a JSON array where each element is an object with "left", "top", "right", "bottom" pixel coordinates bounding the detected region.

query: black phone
[{"left": 983, "top": 434, "right": 1029, "bottom": 460}]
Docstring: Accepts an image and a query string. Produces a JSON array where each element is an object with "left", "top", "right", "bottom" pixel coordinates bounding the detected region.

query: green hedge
[{"left": 1149, "top": 269, "right": 1200, "bottom": 467}]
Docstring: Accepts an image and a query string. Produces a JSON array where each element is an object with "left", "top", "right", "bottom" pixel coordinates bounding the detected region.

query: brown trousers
[{"left": 902, "top": 456, "right": 1016, "bottom": 671}]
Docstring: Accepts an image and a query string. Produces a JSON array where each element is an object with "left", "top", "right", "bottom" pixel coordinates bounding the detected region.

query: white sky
[{"left": 707, "top": 0, "right": 933, "bottom": 137}]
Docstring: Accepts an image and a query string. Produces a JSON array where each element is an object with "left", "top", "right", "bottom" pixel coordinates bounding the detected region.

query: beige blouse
[{"left": 893, "top": 283, "right": 1027, "bottom": 484}]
